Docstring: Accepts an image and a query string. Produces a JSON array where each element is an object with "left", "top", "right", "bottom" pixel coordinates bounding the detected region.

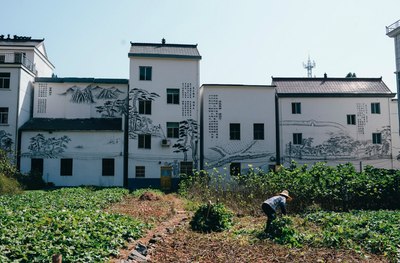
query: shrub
[
  {"left": 0, "top": 173, "right": 21, "bottom": 195},
  {"left": 190, "top": 202, "right": 233, "bottom": 233},
  {"left": 268, "top": 216, "right": 302, "bottom": 247}
]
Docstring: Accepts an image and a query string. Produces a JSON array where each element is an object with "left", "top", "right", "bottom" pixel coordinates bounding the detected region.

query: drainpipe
[
  {"left": 275, "top": 92, "right": 281, "bottom": 166},
  {"left": 123, "top": 84, "right": 130, "bottom": 188}
]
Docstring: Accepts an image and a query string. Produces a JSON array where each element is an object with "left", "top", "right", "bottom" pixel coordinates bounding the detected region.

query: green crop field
[{"left": 0, "top": 188, "right": 147, "bottom": 262}]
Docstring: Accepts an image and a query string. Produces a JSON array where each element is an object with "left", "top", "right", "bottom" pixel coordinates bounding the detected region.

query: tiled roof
[
  {"left": 20, "top": 118, "right": 123, "bottom": 131},
  {"left": 129, "top": 40, "right": 201, "bottom": 59},
  {"left": 273, "top": 77, "right": 395, "bottom": 97},
  {"left": 35, "top": 77, "right": 128, "bottom": 84}
]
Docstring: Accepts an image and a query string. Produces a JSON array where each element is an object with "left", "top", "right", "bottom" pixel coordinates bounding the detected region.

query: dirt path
[{"left": 108, "top": 193, "right": 189, "bottom": 263}]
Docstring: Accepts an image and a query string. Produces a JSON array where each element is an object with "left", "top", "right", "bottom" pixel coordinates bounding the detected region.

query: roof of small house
[
  {"left": 20, "top": 118, "right": 123, "bottom": 132},
  {"left": 129, "top": 39, "right": 201, "bottom": 59},
  {"left": 272, "top": 77, "right": 395, "bottom": 97},
  {"left": 35, "top": 77, "right": 129, "bottom": 84}
]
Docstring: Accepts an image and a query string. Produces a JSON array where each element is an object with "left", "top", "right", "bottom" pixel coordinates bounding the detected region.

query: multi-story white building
[
  {"left": 4, "top": 34, "right": 400, "bottom": 188},
  {"left": 273, "top": 76, "right": 400, "bottom": 170},
  {"left": 19, "top": 77, "right": 128, "bottom": 186},
  {"left": 127, "top": 39, "right": 201, "bottom": 189},
  {"left": 0, "top": 35, "right": 54, "bottom": 156}
]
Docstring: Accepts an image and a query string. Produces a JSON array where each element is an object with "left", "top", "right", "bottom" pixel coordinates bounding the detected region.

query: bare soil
[{"left": 108, "top": 193, "right": 388, "bottom": 263}]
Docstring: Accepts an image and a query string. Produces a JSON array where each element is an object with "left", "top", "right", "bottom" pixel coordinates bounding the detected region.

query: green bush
[
  {"left": 0, "top": 173, "right": 21, "bottom": 195},
  {"left": 268, "top": 216, "right": 302, "bottom": 247},
  {"left": 190, "top": 202, "right": 233, "bottom": 233}
]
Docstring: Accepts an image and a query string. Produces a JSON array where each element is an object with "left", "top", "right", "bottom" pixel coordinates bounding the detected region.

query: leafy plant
[
  {"left": 190, "top": 202, "right": 233, "bottom": 233},
  {"left": 268, "top": 216, "right": 302, "bottom": 247}
]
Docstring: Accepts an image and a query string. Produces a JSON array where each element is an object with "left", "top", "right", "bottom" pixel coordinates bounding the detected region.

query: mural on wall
[
  {"left": 22, "top": 134, "right": 71, "bottom": 158},
  {"left": 207, "top": 94, "right": 222, "bottom": 139},
  {"left": 181, "top": 82, "right": 196, "bottom": 118},
  {"left": 128, "top": 88, "right": 163, "bottom": 139},
  {"left": 0, "top": 130, "right": 13, "bottom": 151},
  {"left": 59, "top": 85, "right": 124, "bottom": 104},
  {"left": 96, "top": 99, "right": 126, "bottom": 118},
  {"left": 284, "top": 126, "right": 391, "bottom": 161},
  {"left": 172, "top": 119, "right": 199, "bottom": 167},
  {"left": 206, "top": 141, "right": 273, "bottom": 168}
]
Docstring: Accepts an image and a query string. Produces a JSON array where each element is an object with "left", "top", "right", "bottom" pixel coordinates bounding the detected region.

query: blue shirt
[{"left": 264, "top": 195, "right": 287, "bottom": 214}]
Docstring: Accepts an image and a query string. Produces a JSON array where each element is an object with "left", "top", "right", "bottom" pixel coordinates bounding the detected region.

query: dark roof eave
[
  {"left": 128, "top": 53, "right": 201, "bottom": 59},
  {"left": 276, "top": 93, "right": 396, "bottom": 98},
  {"left": 34, "top": 77, "right": 129, "bottom": 84},
  {"left": 130, "top": 42, "right": 198, "bottom": 48}
]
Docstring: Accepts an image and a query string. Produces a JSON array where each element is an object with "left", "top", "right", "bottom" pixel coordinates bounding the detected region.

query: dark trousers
[{"left": 262, "top": 203, "right": 276, "bottom": 232}]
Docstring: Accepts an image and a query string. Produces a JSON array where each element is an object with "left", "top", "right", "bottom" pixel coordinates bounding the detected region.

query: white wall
[
  {"left": 201, "top": 85, "right": 276, "bottom": 174},
  {"left": 33, "top": 82, "right": 128, "bottom": 119},
  {"left": 20, "top": 131, "right": 124, "bottom": 186},
  {"left": 128, "top": 57, "right": 200, "bottom": 179},
  {"left": 278, "top": 96, "right": 397, "bottom": 170}
]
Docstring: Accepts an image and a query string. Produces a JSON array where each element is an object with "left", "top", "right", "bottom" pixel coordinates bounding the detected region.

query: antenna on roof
[{"left": 303, "top": 56, "right": 316, "bottom": 78}]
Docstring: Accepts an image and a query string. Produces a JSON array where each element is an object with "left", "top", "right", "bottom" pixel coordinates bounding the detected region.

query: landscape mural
[
  {"left": 0, "top": 130, "right": 13, "bottom": 151},
  {"left": 22, "top": 134, "right": 71, "bottom": 158}
]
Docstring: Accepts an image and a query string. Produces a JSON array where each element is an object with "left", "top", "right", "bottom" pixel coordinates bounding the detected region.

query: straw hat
[{"left": 279, "top": 190, "right": 291, "bottom": 199}]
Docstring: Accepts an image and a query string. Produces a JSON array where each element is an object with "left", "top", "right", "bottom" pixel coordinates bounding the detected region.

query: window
[
  {"left": 292, "top": 102, "right": 301, "bottom": 114},
  {"left": 253, "top": 123, "right": 264, "bottom": 140},
  {"left": 167, "top": 89, "right": 180, "bottom": 104},
  {"left": 139, "top": 66, "right": 152, "bottom": 81},
  {"left": 0, "top": 73, "right": 10, "bottom": 89},
  {"left": 230, "top": 162, "right": 241, "bottom": 176},
  {"left": 0, "top": 108, "right": 8, "bottom": 124},
  {"left": 167, "top": 122, "right": 179, "bottom": 138},
  {"left": 138, "top": 134, "right": 151, "bottom": 149},
  {"left": 371, "top": 103, "right": 380, "bottom": 114},
  {"left": 180, "top": 161, "right": 193, "bottom": 176},
  {"left": 0, "top": 55, "right": 5, "bottom": 63},
  {"left": 372, "top": 133, "right": 382, "bottom": 144},
  {"left": 102, "top": 158, "right": 114, "bottom": 176},
  {"left": 31, "top": 158, "right": 43, "bottom": 175},
  {"left": 347, "top": 114, "right": 356, "bottom": 125},
  {"left": 293, "top": 133, "right": 303, "bottom": 145},
  {"left": 230, "top": 123, "right": 240, "bottom": 140},
  {"left": 60, "top": 158, "right": 73, "bottom": 176},
  {"left": 138, "top": 100, "right": 152, "bottom": 115},
  {"left": 136, "top": 166, "right": 145, "bottom": 177}
]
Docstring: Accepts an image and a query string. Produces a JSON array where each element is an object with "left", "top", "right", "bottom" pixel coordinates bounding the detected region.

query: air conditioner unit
[{"left": 161, "top": 139, "right": 171, "bottom": 147}]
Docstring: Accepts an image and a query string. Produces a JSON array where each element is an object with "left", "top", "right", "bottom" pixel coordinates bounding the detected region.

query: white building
[
  {"left": 3, "top": 34, "right": 400, "bottom": 189},
  {"left": 19, "top": 78, "right": 128, "bottom": 187},
  {"left": 200, "top": 84, "right": 277, "bottom": 175},
  {"left": 0, "top": 35, "right": 54, "bottom": 156},
  {"left": 126, "top": 39, "right": 201, "bottom": 189},
  {"left": 273, "top": 76, "right": 400, "bottom": 170}
]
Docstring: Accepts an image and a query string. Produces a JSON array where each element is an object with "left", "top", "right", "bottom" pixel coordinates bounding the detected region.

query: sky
[{"left": 3, "top": 0, "right": 400, "bottom": 92}]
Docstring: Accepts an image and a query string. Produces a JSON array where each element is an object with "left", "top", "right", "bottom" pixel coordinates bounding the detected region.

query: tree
[
  {"left": 172, "top": 119, "right": 199, "bottom": 167},
  {"left": 345, "top": 72, "right": 357, "bottom": 78}
]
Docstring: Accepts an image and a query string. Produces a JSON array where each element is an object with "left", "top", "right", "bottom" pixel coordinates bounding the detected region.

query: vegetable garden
[{"left": 0, "top": 188, "right": 148, "bottom": 262}]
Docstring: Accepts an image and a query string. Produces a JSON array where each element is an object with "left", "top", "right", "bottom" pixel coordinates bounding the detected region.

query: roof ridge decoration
[{"left": 0, "top": 34, "right": 44, "bottom": 42}]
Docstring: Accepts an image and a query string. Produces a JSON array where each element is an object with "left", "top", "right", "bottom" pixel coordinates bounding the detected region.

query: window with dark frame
[
  {"left": 372, "top": 133, "right": 382, "bottom": 144},
  {"left": 102, "top": 158, "right": 115, "bottom": 176},
  {"left": 135, "top": 166, "right": 145, "bottom": 177},
  {"left": 0, "top": 107, "right": 9, "bottom": 124},
  {"left": 167, "top": 89, "right": 180, "bottom": 104},
  {"left": 60, "top": 158, "right": 73, "bottom": 176},
  {"left": 292, "top": 102, "right": 301, "bottom": 114},
  {"left": 253, "top": 123, "right": 264, "bottom": 140},
  {"left": 180, "top": 161, "right": 193, "bottom": 176},
  {"left": 230, "top": 162, "right": 241, "bottom": 176},
  {"left": 138, "top": 134, "right": 151, "bottom": 149},
  {"left": 138, "top": 99, "right": 152, "bottom": 115},
  {"left": 371, "top": 103, "right": 381, "bottom": 114},
  {"left": 347, "top": 114, "right": 356, "bottom": 125},
  {"left": 230, "top": 123, "right": 240, "bottom": 140},
  {"left": 293, "top": 133, "right": 303, "bottom": 145},
  {"left": 139, "top": 66, "right": 152, "bottom": 81},
  {"left": 0, "top": 73, "right": 10, "bottom": 89},
  {"left": 167, "top": 122, "right": 180, "bottom": 138}
]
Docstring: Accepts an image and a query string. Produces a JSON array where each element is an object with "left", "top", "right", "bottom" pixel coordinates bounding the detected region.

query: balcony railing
[
  {"left": 386, "top": 19, "right": 400, "bottom": 35},
  {"left": 0, "top": 52, "right": 37, "bottom": 74}
]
